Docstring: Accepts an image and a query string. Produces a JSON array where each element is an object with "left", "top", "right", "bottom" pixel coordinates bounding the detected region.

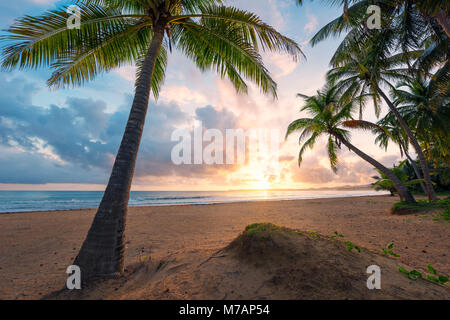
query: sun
[
  {"left": 253, "top": 175, "right": 272, "bottom": 190},
  {"left": 246, "top": 164, "right": 279, "bottom": 190}
]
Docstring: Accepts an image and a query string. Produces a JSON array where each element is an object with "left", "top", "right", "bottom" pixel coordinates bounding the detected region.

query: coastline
[
  {"left": 1, "top": 195, "right": 448, "bottom": 299},
  {"left": 0, "top": 191, "right": 388, "bottom": 215}
]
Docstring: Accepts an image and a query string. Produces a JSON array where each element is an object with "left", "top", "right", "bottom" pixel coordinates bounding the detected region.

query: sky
[{"left": 0, "top": 0, "right": 403, "bottom": 191}]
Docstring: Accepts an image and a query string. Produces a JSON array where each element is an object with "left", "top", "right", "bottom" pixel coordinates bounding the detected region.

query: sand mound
[{"left": 47, "top": 223, "right": 449, "bottom": 300}]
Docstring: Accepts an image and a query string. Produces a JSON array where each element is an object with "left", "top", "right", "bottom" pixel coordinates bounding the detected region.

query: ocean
[{"left": 0, "top": 189, "right": 386, "bottom": 213}]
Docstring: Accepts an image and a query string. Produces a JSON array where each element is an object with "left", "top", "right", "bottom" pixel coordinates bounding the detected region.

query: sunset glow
[{"left": 0, "top": 0, "right": 406, "bottom": 191}]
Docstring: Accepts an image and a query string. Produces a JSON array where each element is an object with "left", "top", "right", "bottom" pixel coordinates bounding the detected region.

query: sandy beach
[{"left": 0, "top": 195, "right": 449, "bottom": 300}]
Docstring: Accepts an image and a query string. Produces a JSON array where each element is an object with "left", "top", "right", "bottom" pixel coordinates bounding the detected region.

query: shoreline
[{"left": 0, "top": 192, "right": 389, "bottom": 215}]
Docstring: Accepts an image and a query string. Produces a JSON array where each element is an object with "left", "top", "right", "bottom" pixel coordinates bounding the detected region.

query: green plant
[
  {"left": 371, "top": 160, "right": 428, "bottom": 196},
  {"left": 382, "top": 242, "right": 400, "bottom": 258},
  {"left": 434, "top": 206, "right": 450, "bottom": 222},
  {"left": 344, "top": 241, "right": 360, "bottom": 253},
  {"left": 330, "top": 231, "right": 344, "bottom": 239},
  {"left": 399, "top": 267, "right": 423, "bottom": 280},
  {"left": 399, "top": 265, "right": 449, "bottom": 285},
  {"left": 431, "top": 199, "right": 450, "bottom": 222},
  {"left": 138, "top": 255, "right": 151, "bottom": 263},
  {"left": 245, "top": 223, "right": 282, "bottom": 237},
  {"left": 137, "top": 247, "right": 151, "bottom": 263},
  {"left": 391, "top": 198, "right": 449, "bottom": 215},
  {"left": 426, "top": 264, "right": 449, "bottom": 285},
  {"left": 306, "top": 230, "right": 320, "bottom": 238}
]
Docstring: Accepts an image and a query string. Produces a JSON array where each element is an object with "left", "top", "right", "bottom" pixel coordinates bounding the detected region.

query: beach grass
[{"left": 391, "top": 198, "right": 450, "bottom": 216}]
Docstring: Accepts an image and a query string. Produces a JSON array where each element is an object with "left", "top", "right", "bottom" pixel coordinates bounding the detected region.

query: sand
[{"left": 0, "top": 195, "right": 448, "bottom": 300}]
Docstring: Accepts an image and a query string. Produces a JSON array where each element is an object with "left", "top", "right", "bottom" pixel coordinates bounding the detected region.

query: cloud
[
  {"left": 283, "top": 139, "right": 401, "bottom": 186},
  {"left": 115, "top": 66, "right": 136, "bottom": 82},
  {"left": 195, "top": 105, "right": 239, "bottom": 130},
  {"left": 0, "top": 145, "right": 106, "bottom": 184},
  {"left": 0, "top": 1, "right": 396, "bottom": 190},
  {"left": 288, "top": 156, "right": 373, "bottom": 185},
  {"left": 0, "top": 76, "right": 245, "bottom": 185},
  {"left": 304, "top": 14, "right": 318, "bottom": 34},
  {"left": 266, "top": 53, "right": 298, "bottom": 78},
  {"left": 228, "top": 0, "right": 286, "bottom": 30},
  {"left": 160, "top": 85, "right": 208, "bottom": 106}
]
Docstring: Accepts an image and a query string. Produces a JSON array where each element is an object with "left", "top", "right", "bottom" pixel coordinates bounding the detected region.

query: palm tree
[
  {"left": 309, "top": 0, "right": 445, "bottom": 201},
  {"left": 371, "top": 160, "right": 427, "bottom": 196},
  {"left": 305, "top": 0, "right": 449, "bottom": 38},
  {"left": 392, "top": 78, "right": 450, "bottom": 164},
  {"left": 371, "top": 171, "right": 398, "bottom": 197},
  {"left": 403, "top": 0, "right": 450, "bottom": 38},
  {"left": 375, "top": 115, "right": 428, "bottom": 195},
  {"left": 324, "top": 28, "right": 438, "bottom": 201},
  {"left": 1, "top": 0, "right": 302, "bottom": 280},
  {"left": 286, "top": 84, "right": 416, "bottom": 203},
  {"left": 413, "top": 16, "right": 449, "bottom": 79}
]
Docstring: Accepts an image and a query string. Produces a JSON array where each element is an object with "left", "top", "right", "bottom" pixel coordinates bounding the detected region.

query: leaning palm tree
[
  {"left": 1, "top": 0, "right": 302, "bottom": 280},
  {"left": 325, "top": 31, "right": 438, "bottom": 201},
  {"left": 375, "top": 115, "right": 428, "bottom": 195},
  {"left": 310, "top": 0, "right": 441, "bottom": 201},
  {"left": 286, "top": 84, "right": 416, "bottom": 203}
]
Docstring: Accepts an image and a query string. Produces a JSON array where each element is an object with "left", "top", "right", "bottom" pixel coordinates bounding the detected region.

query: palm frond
[
  {"left": 173, "top": 16, "right": 279, "bottom": 96},
  {"left": 1, "top": 3, "right": 147, "bottom": 70},
  {"left": 169, "top": 5, "right": 304, "bottom": 60},
  {"left": 298, "top": 132, "right": 320, "bottom": 167},
  {"left": 285, "top": 118, "right": 316, "bottom": 139},
  {"left": 47, "top": 20, "right": 151, "bottom": 88},
  {"left": 327, "top": 136, "right": 338, "bottom": 173}
]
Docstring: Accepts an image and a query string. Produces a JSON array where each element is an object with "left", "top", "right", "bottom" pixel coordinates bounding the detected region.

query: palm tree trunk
[
  {"left": 404, "top": 150, "right": 427, "bottom": 195},
  {"left": 376, "top": 87, "right": 437, "bottom": 201},
  {"left": 398, "top": 140, "right": 427, "bottom": 194},
  {"left": 333, "top": 133, "right": 416, "bottom": 204},
  {"left": 433, "top": 9, "right": 450, "bottom": 38},
  {"left": 73, "top": 25, "right": 166, "bottom": 281}
]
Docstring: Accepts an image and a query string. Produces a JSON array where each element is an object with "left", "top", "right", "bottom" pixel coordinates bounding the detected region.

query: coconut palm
[
  {"left": 1, "top": 0, "right": 302, "bottom": 280},
  {"left": 308, "top": 0, "right": 448, "bottom": 201},
  {"left": 375, "top": 116, "right": 428, "bottom": 194},
  {"left": 306, "top": 1, "right": 449, "bottom": 39},
  {"left": 391, "top": 77, "right": 450, "bottom": 163},
  {"left": 325, "top": 26, "right": 438, "bottom": 201},
  {"left": 308, "top": 0, "right": 449, "bottom": 79},
  {"left": 413, "top": 17, "right": 449, "bottom": 78},
  {"left": 286, "top": 83, "right": 416, "bottom": 203},
  {"left": 371, "top": 160, "right": 427, "bottom": 196},
  {"left": 400, "top": 0, "right": 450, "bottom": 38}
]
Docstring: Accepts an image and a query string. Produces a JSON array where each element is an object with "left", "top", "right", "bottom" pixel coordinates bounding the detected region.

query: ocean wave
[
  {"left": 0, "top": 190, "right": 385, "bottom": 213},
  {"left": 133, "top": 196, "right": 211, "bottom": 202}
]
